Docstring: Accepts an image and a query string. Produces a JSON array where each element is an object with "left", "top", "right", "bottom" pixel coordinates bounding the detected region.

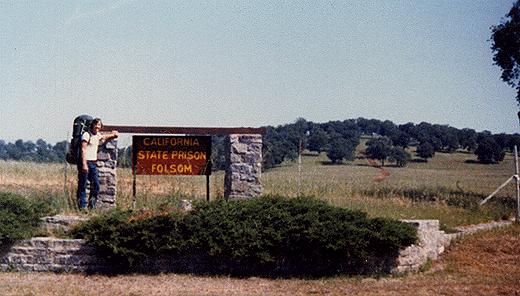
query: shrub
[
  {"left": 72, "top": 196, "right": 417, "bottom": 277},
  {"left": 0, "top": 192, "right": 51, "bottom": 247}
]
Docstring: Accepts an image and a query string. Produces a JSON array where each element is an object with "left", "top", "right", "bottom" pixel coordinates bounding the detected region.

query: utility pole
[{"left": 297, "top": 138, "right": 302, "bottom": 197}]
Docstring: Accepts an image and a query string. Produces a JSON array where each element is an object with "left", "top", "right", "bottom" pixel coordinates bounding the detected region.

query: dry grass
[
  {"left": 1, "top": 150, "right": 520, "bottom": 295},
  {"left": 0, "top": 149, "right": 517, "bottom": 227},
  {"left": 1, "top": 224, "right": 519, "bottom": 296}
]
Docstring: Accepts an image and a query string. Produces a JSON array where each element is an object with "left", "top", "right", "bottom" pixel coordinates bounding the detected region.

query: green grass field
[{"left": 0, "top": 148, "right": 517, "bottom": 228}]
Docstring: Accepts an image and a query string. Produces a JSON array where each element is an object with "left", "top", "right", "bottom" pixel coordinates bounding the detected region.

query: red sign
[{"left": 132, "top": 135, "right": 211, "bottom": 175}]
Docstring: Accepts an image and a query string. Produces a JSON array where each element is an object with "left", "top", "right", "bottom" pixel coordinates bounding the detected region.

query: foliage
[
  {"left": 458, "top": 128, "right": 478, "bottom": 151},
  {"left": 326, "top": 134, "right": 356, "bottom": 164},
  {"left": 491, "top": 0, "right": 520, "bottom": 103},
  {"left": 0, "top": 192, "right": 52, "bottom": 247},
  {"left": 307, "top": 127, "right": 330, "bottom": 153},
  {"left": 210, "top": 135, "right": 227, "bottom": 171},
  {"left": 475, "top": 137, "right": 505, "bottom": 164},
  {"left": 3, "top": 116, "right": 520, "bottom": 169},
  {"left": 0, "top": 139, "right": 67, "bottom": 163},
  {"left": 72, "top": 196, "right": 417, "bottom": 276},
  {"left": 365, "top": 137, "right": 393, "bottom": 166},
  {"left": 389, "top": 147, "right": 411, "bottom": 167},
  {"left": 416, "top": 142, "right": 435, "bottom": 161}
]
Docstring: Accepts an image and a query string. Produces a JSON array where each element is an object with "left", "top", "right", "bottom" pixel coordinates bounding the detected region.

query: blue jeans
[{"left": 77, "top": 161, "right": 99, "bottom": 209}]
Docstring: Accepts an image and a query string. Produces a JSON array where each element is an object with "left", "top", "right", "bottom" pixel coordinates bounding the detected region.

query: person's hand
[
  {"left": 82, "top": 164, "right": 88, "bottom": 173},
  {"left": 112, "top": 130, "right": 119, "bottom": 138}
]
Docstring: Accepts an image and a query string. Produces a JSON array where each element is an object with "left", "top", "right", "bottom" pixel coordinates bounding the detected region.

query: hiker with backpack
[{"left": 76, "top": 117, "right": 118, "bottom": 210}]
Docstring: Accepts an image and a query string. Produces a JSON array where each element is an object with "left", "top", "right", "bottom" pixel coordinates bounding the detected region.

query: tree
[
  {"left": 0, "top": 140, "right": 6, "bottom": 160},
  {"left": 365, "top": 137, "right": 393, "bottom": 166},
  {"left": 307, "top": 127, "right": 330, "bottom": 153},
  {"left": 391, "top": 131, "right": 411, "bottom": 148},
  {"left": 458, "top": 128, "right": 478, "bottom": 151},
  {"left": 491, "top": 0, "right": 520, "bottom": 103},
  {"left": 475, "top": 137, "right": 505, "bottom": 164},
  {"left": 416, "top": 142, "right": 435, "bottom": 162},
  {"left": 389, "top": 147, "right": 411, "bottom": 167},
  {"left": 327, "top": 135, "right": 355, "bottom": 164},
  {"left": 53, "top": 141, "right": 68, "bottom": 161}
]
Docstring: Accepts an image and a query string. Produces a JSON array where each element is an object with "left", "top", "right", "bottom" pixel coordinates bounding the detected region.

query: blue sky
[{"left": 0, "top": 0, "right": 518, "bottom": 145}]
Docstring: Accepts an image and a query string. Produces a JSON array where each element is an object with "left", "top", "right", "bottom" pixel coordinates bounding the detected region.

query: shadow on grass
[
  {"left": 320, "top": 161, "right": 350, "bottom": 166},
  {"left": 410, "top": 158, "right": 428, "bottom": 163},
  {"left": 464, "top": 159, "right": 497, "bottom": 164}
]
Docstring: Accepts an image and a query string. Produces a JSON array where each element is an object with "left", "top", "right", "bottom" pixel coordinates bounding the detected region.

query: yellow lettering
[{"left": 137, "top": 151, "right": 145, "bottom": 160}]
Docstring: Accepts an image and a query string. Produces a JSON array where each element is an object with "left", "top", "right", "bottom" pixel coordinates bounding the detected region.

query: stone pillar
[
  {"left": 224, "top": 134, "right": 262, "bottom": 199},
  {"left": 96, "top": 139, "right": 117, "bottom": 209}
]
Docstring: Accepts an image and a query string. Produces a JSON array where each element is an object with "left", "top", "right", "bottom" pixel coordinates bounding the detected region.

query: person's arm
[
  {"left": 101, "top": 130, "right": 119, "bottom": 143},
  {"left": 81, "top": 140, "right": 88, "bottom": 173}
]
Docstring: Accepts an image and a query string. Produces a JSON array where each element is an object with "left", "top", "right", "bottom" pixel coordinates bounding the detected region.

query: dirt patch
[{"left": 366, "top": 158, "right": 390, "bottom": 182}]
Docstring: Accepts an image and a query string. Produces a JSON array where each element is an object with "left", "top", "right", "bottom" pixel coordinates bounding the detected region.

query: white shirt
[{"left": 82, "top": 132, "right": 101, "bottom": 161}]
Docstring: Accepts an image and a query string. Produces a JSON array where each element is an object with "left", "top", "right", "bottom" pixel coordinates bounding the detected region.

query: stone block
[
  {"left": 232, "top": 143, "right": 249, "bottom": 154},
  {"left": 238, "top": 135, "right": 262, "bottom": 144},
  {"left": 243, "top": 152, "right": 262, "bottom": 164},
  {"left": 229, "top": 153, "right": 242, "bottom": 163}
]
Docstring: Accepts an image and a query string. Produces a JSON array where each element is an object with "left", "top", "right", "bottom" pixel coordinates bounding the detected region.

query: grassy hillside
[{"left": 0, "top": 147, "right": 517, "bottom": 228}]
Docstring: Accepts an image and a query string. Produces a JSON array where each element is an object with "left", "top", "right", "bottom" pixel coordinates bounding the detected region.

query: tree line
[
  {"left": 1, "top": 117, "right": 519, "bottom": 168},
  {"left": 256, "top": 118, "right": 520, "bottom": 168},
  {"left": 0, "top": 139, "right": 68, "bottom": 163}
]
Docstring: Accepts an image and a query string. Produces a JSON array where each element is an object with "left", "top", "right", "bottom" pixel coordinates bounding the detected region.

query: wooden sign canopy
[{"left": 102, "top": 125, "right": 266, "bottom": 135}]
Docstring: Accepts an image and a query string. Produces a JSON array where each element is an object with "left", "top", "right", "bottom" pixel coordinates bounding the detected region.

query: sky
[{"left": 1, "top": 0, "right": 519, "bottom": 146}]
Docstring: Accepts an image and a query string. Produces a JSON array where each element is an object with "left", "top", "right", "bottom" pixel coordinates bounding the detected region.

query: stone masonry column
[
  {"left": 224, "top": 134, "right": 262, "bottom": 199},
  {"left": 96, "top": 139, "right": 117, "bottom": 209}
]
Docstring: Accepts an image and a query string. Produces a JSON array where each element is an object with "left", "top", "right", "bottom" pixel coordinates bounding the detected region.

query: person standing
[{"left": 77, "top": 118, "right": 118, "bottom": 210}]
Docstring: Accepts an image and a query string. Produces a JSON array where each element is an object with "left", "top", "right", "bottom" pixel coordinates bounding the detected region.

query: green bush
[
  {"left": 72, "top": 196, "right": 417, "bottom": 277},
  {"left": 0, "top": 192, "right": 51, "bottom": 247}
]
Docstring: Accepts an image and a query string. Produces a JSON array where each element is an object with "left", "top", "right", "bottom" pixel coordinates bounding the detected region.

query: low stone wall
[
  {"left": 393, "top": 220, "right": 452, "bottom": 273},
  {"left": 40, "top": 215, "right": 89, "bottom": 234},
  {"left": 0, "top": 218, "right": 512, "bottom": 274},
  {"left": 393, "top": 219, "right": 513, "bottom": 273},
  {"left": 0, "top": 237, "right": 108, "bottom": 273}
]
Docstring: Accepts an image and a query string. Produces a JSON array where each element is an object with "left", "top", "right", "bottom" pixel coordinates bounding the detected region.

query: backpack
[{"left": 65, "top": 115, "right": 93, "bottom": 164}]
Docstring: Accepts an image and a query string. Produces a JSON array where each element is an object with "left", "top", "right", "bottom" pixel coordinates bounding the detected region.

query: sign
[{"left": 132, "top": 135, "right": 212, "bottom": 176}]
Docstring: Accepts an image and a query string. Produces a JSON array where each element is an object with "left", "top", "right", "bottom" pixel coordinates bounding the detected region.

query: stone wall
[
  {"left": 393, "top": 219, "right": 513, "bottom": 273},
  {"left": 224, "top": 134, "right": 262, "bottom": 199},
  {"left": 2, "top": 218, "right": 511, "bottom": 273},
  {"left": 96, "top": 139, "right": 117, "bottom": 209},
  {"left": 393, "top": 220, "right": 452, "bottom": 273},
  {"left": 0, "top": 237, "right": 108, "bottom": 273}
]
